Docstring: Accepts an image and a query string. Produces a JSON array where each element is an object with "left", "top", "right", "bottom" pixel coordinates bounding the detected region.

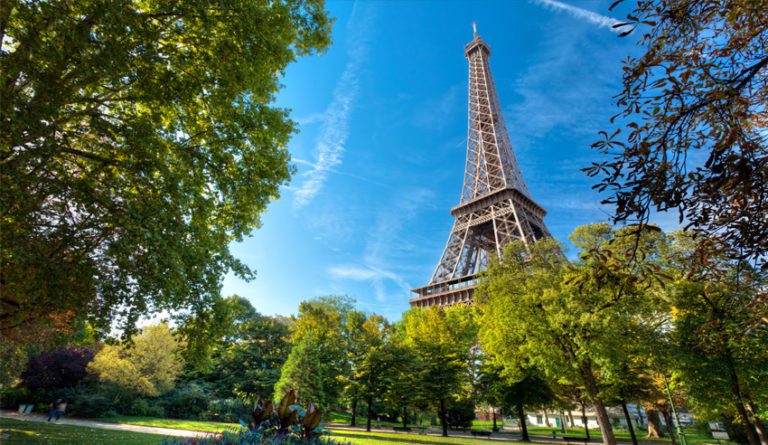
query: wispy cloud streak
[
  {"left": 292, "top": 3, "right": 375, "bottom": 208},
  {"left": 531, "top": 0, "right": 625, "bottom": 32},
  {"left": 327, "top": 188, "right": 434, "bottom": 303}
]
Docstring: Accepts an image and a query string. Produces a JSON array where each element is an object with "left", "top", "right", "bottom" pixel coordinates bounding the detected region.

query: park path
[{"left": 0, "top": 410, "right": 208, "bottom": 438}]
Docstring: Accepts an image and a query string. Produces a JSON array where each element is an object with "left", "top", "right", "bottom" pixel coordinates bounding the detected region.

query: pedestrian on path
[{"left": 47, "top": 399, "right": 67, "bottom": 421}]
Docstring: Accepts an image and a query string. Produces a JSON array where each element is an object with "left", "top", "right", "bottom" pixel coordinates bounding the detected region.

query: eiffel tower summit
[{"left": 410, "top": 24, "right": 552, "bottom": 308}]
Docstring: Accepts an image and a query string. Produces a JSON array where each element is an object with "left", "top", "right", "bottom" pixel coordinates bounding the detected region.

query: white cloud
[
  {"left": 292, "top": 3, "right": 375, "bottom": 208},
  {"left": 531, "top": 0, "right": 626, "bottom": 32},
  {"left": 327, "top": 188, "right": 434, "bottom": 303},
  {"left": 328, "top": 265, "right": 411, "bottom": 292}
]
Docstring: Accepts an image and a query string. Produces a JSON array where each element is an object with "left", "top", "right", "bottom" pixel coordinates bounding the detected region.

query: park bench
[
  {"left": 471, "top": 430, "right": 492, "bottom": 437},
  {"left": 563, "top": 436, "right": 589, "bottom": 445},
  {"left": 392, "top": 427, "right": 411, "bottom": 432}
]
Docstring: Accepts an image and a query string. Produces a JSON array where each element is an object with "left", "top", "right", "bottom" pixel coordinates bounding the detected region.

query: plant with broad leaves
[{"left": 246, "top": 390, "right": 325, "bottom": 440}]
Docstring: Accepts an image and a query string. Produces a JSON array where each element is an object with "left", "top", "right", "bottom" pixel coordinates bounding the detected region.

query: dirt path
[{"left": 0, "top": 410, "right": 209, "bottom": 438}]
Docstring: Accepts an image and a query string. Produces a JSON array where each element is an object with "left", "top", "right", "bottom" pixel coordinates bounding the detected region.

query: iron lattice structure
[{"left": 410, "top": 27, "right": 551, "bottom": 308}]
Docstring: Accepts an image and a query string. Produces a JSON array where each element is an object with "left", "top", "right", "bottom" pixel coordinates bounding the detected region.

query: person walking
[{"left": 47, "top": 399, "right": 67, "bottom": 421}]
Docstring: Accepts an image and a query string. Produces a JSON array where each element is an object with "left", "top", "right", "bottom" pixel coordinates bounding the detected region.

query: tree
[
  {"left": 275, "top": 296, "right": 357, "bottom": 410},
  {"left": 89, "top": 323, "right": 185, "bottom": 397},
  {"left": 587, "top": 0, "right": 768, "bottom": 270},
  {"left": 273, "top": 336, "right": 327, "bottom": 408},
  {"left": 476, "top": 224, "right": 665, "bottom": 445},
  {"left": 660, "top": 233, "right": 768, "bottom": 445},
  {"left": 380, "top": 334, "right": 421, "bottom": 429},
  {"left": 351, "top": 315, "right": 393, "bottom": 432},
  {"left": 401, "top": 305, "right": 476, "bottom": 437},
  {"left": 475, "top": 360, "right": 556, "bottom": 441},
  {"left": 209, "top": 311, "right": 291, "bottom": 401},
  {"left": 0, "top": 0, "right": 333, "bottom": 341},
  {"left": 20, "top": 347, "right": 94, "bottom": 390}
]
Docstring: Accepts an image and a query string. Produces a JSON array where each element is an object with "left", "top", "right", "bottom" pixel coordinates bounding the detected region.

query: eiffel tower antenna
[{"left": 410, "top": 28, "right": 551, "bottom": 308}]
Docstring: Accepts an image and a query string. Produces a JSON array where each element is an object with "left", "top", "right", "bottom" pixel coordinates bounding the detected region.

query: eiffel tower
[{"left": 410, "top": 25, "right": 551, "bottom": 308}]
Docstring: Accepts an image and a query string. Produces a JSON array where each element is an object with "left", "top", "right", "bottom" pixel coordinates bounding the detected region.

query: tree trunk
[
  {"left": 746, "top": 401, "right": 768, "bottom": 445},
  {"left": 580, "top": 401, "right": 591, "bottom": 441},
  {"left": 351, "top": 398, "right": 357, "bottom": 426},
  {"left": 581, "top": 362, "right": 616, "bottom": 445},
  {"left": 560, "top": 410, "right": 567, "bottom": 433},
  {"left": 366, "top": 395, "right": 372, "bottom": 432},
  {"left": 569, "top": 410, "right": 575, "bottom": 428},
  {"left": 621, "top": 401, "right": 638, "bottom": 445},
  {"left": 661, "top": 407, "right": 678, "bottom": 445},
  {"left": 517, "top": 402, "right": 530, "bottom": 442},
  {"left": 646, "top": 406, "right": 664, "bottom": 438},
  {"left": 592, "top": 400, "right": 617, "bottom": 445},
  {"left": 440, "top": 398, "right": 448, "bottom": 437},
  {"left": 402, "top": 406, "right": 408, "bottom": 429},
  {"left": 735, "top": 399, "right": 761, "bottom": 445},
  {"left": 545, "top": 408, "right": 551, "bottom": 427},
  {"left": 493, "top": 408, "right": 498, "bottom": 431}
]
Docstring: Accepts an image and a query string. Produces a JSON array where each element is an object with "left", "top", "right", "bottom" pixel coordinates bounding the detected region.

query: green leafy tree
[
  {"left": 0, "top": 0, "right": 332, "bottom": 341},
  {"left": 401, "top": 305, "right": 476, "bottom": 437},
  {"left": 660, "top": 233, "right": 768, "bottom": 445},
  {"left": 476, "top": 224, "right": 665, "bottom": 445},
  {"left": 588, "top": 0, "right": 768, "bottom": 270},
  {"left": 275, "top": 296, "right": 357, "bottom": 411},
  {"left": 475, "top": 360, "right": 555, "bottom": 440},
  {"left": 210, "top": 304, "right": 292, "bottom": 401},
  {"left": 89, "top": 323, "right": 185, "bottom": 398},
  {"left": 381, "top": 330, "right": 421, "bottom": 429},
  {"left": 273, "top": 336, "right": 327, "bottom": 408}
]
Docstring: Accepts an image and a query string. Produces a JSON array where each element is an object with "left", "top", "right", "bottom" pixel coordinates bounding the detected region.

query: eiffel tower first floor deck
[{"left": 410, "top": 274, "right": 478, "bottom": 307}]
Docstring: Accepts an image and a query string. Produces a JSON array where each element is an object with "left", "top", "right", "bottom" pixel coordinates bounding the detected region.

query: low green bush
[
  {"left": 0, "top": 387, "right": 29, "bottom": 409},
  {"left": 130, "top": 399, "right": 150, "bottom": 416},
  {"left": 160, "top": 383, "right": 210, "bottom": 419},
  {"left": 207, "top": 398, "right": 251, "bottom": 423}
]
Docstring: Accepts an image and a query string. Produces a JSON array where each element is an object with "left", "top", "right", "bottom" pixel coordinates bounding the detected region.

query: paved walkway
[{"left": 0, "top": 410, "right": 209, "bottom": 438}]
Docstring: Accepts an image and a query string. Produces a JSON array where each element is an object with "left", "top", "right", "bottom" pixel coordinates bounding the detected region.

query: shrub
[
  {"left": 160, "top": 383, "right": 210, "bottom": 419},
  {"left": 60, "top": 387, "right": 114, "bottom": 418},
  {"left": 147, "top": 404, "right": 166, "bottom": 418},
  {"left": 207, "top": 398, "right": 252, "bottom": 423},
  {"left": 446, "top": 398, "right": 475, "bottom": 429},
  {"left": 130, "top": 398, "right": 150, "bottom": 416},
  {"left": 21, "top": 347, "right": 94, "bottom": 390},
  {"left": 0, "top": 387, "right": 29, "bottom": 409}
]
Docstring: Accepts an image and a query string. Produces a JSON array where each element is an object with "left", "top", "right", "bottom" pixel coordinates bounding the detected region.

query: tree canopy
[
  {"left": 0, "top": 0, "right": 333, "bottom": 341},
  {"left": 476, "top": 224, "right": 665, "bottom": 445},
  {"left": 588, "top": 0, "right": 768, "bottom": 269},
  {"left": 89, "top": 323, "right": 185, "bottom": 397}
]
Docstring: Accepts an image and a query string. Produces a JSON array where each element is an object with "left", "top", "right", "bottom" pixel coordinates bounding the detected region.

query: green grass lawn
[
  {"left": 101, "top": 415, "right": 241, "bottom": 433},
  {"left": 329, "top": 429, "right": 505, "bottom": 444},
  {"left": 510, "top": 424, "right": 720, "bottom": 445},
  {"left": 95, "top": 414, "right": 724, "bottom": 445},
  {"left": 0, "top": 418, "right": 165, "bottom": 445}
]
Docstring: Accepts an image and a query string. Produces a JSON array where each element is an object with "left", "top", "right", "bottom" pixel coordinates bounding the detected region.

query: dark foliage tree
[
  {"left": 0, "top": 0, "right": 332, "bottom": 341},
  {"left": 21, "top": 347, "right": 94, "bottom": 390},
  {"left": 588, "top": 0, "right": 768, "bottom": 271}
]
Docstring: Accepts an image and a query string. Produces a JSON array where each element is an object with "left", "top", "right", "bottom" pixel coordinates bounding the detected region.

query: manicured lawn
[
  {"left": 330, "top": 412, "right": 420, "bottom": 428},
  {"left": 329, "top": 429, "right": 504, "bottom": 444},
  {"left": 101, "top": 415, "right": 241, "bottom": 433},
  {"left": 516, "top": 425, "right": 721, "bottom": 445},
  {"left": 0, "top": 418, "right": 164, "bottom": 445}
]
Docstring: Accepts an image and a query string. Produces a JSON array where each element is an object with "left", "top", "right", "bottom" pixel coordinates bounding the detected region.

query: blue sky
[{"left": 222, "top": 0, "right": 671, "bottom": 321}]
